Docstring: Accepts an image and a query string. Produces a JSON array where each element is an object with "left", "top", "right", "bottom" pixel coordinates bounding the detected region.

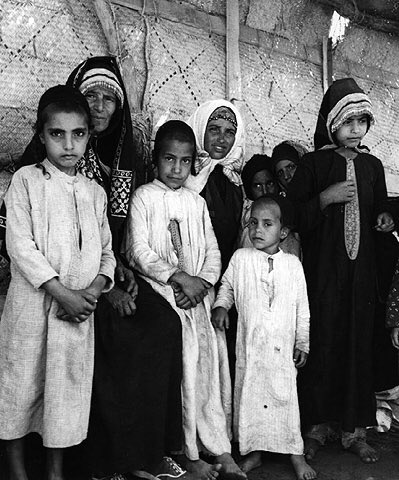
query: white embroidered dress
[
  {"left": 214, "top": 248, "right": 309, "bottom": 455},
  {"left": 124, "top": 179, "right": 231, "bottom": 459},
  {"left": 0, "top": 160, "right": 115, "bottom": 448}
]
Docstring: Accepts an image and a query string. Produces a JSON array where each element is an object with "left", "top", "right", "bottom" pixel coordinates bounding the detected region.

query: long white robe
[
  {"left": 124, "top": 179, "right": 231, "bottom": 459},
  {"left": 0, "top": 160, "right": 115, "bottom": 448},
  {"left": 214, "top": 248, "right": 309, "bottom": 455}
]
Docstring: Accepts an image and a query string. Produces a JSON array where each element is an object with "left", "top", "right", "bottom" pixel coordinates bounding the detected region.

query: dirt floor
[
  {"left": 246, "top": 430, "right": 399, "bottom": 480},
  {"left": 1, "top": 429, "right": 399, "bottom": 480}
]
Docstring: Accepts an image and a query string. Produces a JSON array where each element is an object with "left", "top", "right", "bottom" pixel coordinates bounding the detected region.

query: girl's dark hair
[
  {"left": 35, "top": 85, "right": 91, "bottom": 134},
  {"left": 152, "top": 120, "right": 197, "bottom": 175},
  {"left": 251, "top": 194, "right": 295, "bottom": 230},
  {"left": 34, "top": 85, "right": 91, "bottom": 177}
]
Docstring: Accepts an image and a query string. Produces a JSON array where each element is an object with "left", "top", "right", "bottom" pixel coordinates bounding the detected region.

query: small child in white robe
[
  {"left": 0, "top": 86, "right": 115, "bottom": 480},
  {"left": 212, "top": 195, "right": 316, "bottom": 480},
  {"left": 124, "top": 120, "right": 247, "bottom": 480}
]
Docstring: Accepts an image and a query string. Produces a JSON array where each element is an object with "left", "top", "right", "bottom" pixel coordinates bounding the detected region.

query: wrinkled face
[
  {"left": 249, "top": 202, "right": 288, "bottom": 254},
  {"left": 334, "top": 114, "right": 368, "bottom": 149},
  {"left": 83, "top": 86, "right": 117, "bottom": 134},
  {"left": 250, "top": 170, "right": 277, "bottom": 200},
  {"left": 39, "top": 110, "right": 89, "bottom": 176},
  {"left": 157, "top": 139, "right": 194, "bottom": 190},
  {"left": 204, "top": 117, "right": 236, "bottom": 160},
  {"left": 275, "top": 159, "right": 297, "bottom": 189}
]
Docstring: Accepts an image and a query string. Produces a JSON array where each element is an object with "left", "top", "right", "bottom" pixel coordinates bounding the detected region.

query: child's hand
[
  {"left": 293, "top": 348, "right": 308, "bottom": 368},
  {"left": 57, "top": 289, "right": 97, "bottom": 323},
  {"left": 390, "top": 327, "right": 399, "bottom": 350},
  {"left": 169, "top": 272, "right": 209, "bottom": 306},
  {"left": 320, "top": 181, "right": 356, "bottom": 208},
  {"left": 211, "top": 307, "right": 229, "bottom": 330},
  {"left": 375, "top": 212, "right": 395, "bottom": 233},
  {"left": 171, "top": 281, "right": 193, "bottom": 309}
]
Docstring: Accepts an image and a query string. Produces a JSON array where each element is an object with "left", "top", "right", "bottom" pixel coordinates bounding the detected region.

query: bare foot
[
  {"left": 290, "top": 455, "right": 317, "bottom": 480},
  {"left": 238, "top": 451, "right": 262, "bottom": 473},
  {"left": 304, "top": 438, "right": 322, "bottom": 461},
  {"left": 214, "top": 453, "right": 247, "bottom": 480},
  {"left": 175, "top": 455, "right": 221, "bottom": 480},
  {"left": 347, "top": 440, "right": 379, "bottom": 463}
]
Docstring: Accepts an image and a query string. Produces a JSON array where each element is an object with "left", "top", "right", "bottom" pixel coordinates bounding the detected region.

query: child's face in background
[
  {"left": 275, "top": 159, "right": 297, "bottom": 190},
  {"left": 249, "top": 202, "right": 288, "bottom": 254},
  {"left": 251, "top": 169, "right": 277, "bottom": 199},
  {"left": 334, "top": 114, "right": 368, "bottom": 149},
  {"left": 204, "top": 118, "right": 236, "bottom": 160},
  {"left": 40, "top": 110, "right": 89, "bottom": 176},
  {"left": 157, "top": 139, "right": 194, "bottom": 190}
]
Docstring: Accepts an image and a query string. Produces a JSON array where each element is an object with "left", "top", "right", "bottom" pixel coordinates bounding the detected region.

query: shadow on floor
[{"left": 1, "top": 430, "right": 399, "bottom": 480}]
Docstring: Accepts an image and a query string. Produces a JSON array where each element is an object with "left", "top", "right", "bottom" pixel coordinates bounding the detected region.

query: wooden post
[
  {"left": 226, "top": 0, "right": 242, "bottom": 104},
  {"left": 93, "top": 0, "right": 141, "bottom": 111},
  {"left": 322, "top": 36, "right": 333, "bottom": 93},
  {"left": 93, "top": 0, "right": 152, "bottom": 184}
]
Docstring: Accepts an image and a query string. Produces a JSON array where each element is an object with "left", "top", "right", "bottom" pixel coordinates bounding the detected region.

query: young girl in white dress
[{"left": 0, "top": 85, "right": 115, "bottom": 480}]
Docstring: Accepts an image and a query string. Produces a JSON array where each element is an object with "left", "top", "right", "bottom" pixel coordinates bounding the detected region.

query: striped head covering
[
  {"left": 314, "top": 78, "right": 374, "bottom": 150},
  {"left": 78, "top": 67, "right": 124, "bottom": 107}
]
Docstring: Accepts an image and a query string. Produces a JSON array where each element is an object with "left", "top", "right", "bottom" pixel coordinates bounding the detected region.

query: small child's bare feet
[
  {"left": 347, "top": 440, "right": 379, "bottom": 463},
  {"left": 290, "top": 454, "right": 317, "bottom": 480},
  {"left": 238, "top": 451, "right": 262, "bottom": 473},
  {"left": 175, "top": 455, "right": 221, "bottom": 480},
  {"left": 304, "top": 438, "right": 322, "bottom": 461},
  {"left": 214, "top": 453, "right": 247, "bottom": 480}
]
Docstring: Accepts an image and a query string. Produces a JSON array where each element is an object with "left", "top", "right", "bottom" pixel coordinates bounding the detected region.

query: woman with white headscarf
[{"left": 185, "top": 100, "right": 245, "bottom": 272}]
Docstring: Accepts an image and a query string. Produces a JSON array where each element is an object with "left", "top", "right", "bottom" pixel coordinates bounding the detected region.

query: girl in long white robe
[{"left": 0, "top": 159, "right": 115, "bottom": 448}]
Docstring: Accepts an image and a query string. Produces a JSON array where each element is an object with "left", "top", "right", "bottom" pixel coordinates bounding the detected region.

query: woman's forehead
[
  {"left": 83, "top": 85, "right": 116, "bottom": 98},
  {"left": 208, "top": 106, "right": 237, "bottom": 128}
]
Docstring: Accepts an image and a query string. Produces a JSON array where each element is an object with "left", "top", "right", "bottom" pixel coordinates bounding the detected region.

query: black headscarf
[
  {"left": 241, "top": 154, "right": 274, "bottom": 200},
  {"left": 314, "top": 78, "right": 374, "bottom": 150},
  {"left": 2, "top": 56, "right": 138, "bottom": 253}
]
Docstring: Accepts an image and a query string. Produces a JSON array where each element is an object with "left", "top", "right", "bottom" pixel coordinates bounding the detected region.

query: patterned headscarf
[
  {"left": 314, "top": 78, "right": 375, "bottom": 261},
  {"left": 184, "top": 99, "right": 245, "bottom": 193},
  {"left": 67, "top": 56, "right": 139, "bottom": 251},
  {"left": 314, "top": 78, "right": 374, "bottom": 151},
  {"left": 7, "top": 57, "right": 138, "bottom": 253}
]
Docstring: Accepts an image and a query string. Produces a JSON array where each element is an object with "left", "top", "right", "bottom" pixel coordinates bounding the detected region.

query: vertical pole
[
  {"left": 322, "top": 36, "right": 333, "bottom": 93},
  {"left": 93, "top": 0, "right": 141, "bottom": 111},
  {"left": 226, "top": 0, "right": 242, "bottom": 104}
]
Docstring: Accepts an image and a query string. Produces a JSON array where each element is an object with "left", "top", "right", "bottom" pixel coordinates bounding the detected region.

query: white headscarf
[{"left": 184, "top": 99, "right": 245, "bottom": 193}]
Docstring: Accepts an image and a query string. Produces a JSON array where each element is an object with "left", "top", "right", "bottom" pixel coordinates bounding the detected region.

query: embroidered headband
[
  {"left": 328, "top": 92, "right": 374, "bottom": 134},
  {"left": 208, "top": 106, "right": 237, "bottom": 129},
  {"left": 78, "top": 68, "right": 124, "bottom": 106}
]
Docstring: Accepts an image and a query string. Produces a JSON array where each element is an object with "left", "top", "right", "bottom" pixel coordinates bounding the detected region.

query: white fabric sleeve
[
  {"left": 98, "top": 190, "right": 116, "bottom": 292},
  {"left": 198, "top": 202, "right": 221, "bottom": 286},
  {"left": 124, "top": 190, "right": 178, "bottom": 285},
  {"left": 213, "top": 254, "right": 236, "bottom": 311},
  {"left": 294, "top": 261, "right": 310, "bottom": 354},
  {"left": 5, "top": 171, "right": 60, "bottom": 289}
]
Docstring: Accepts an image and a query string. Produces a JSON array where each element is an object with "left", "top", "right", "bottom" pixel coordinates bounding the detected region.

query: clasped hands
[
  {"left": 169, "top": 271, "right": 211, "bottom": 310},
  {"left": 105, "top": 261, "right": 138, "bottom": 317}
]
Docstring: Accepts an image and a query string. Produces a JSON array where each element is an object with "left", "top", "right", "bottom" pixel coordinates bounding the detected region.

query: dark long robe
[
  {"left": 201, "top": 164, "right": 242, "bottom": 380},
  {"left": 288, "top": 149, "right": 388, "bottom": 432},
  {"left": 201, "top": 164, "right": 243, "bottom": 274},
  {"left": 88, "top": 276, "right": 183, "bottom": 476}
]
